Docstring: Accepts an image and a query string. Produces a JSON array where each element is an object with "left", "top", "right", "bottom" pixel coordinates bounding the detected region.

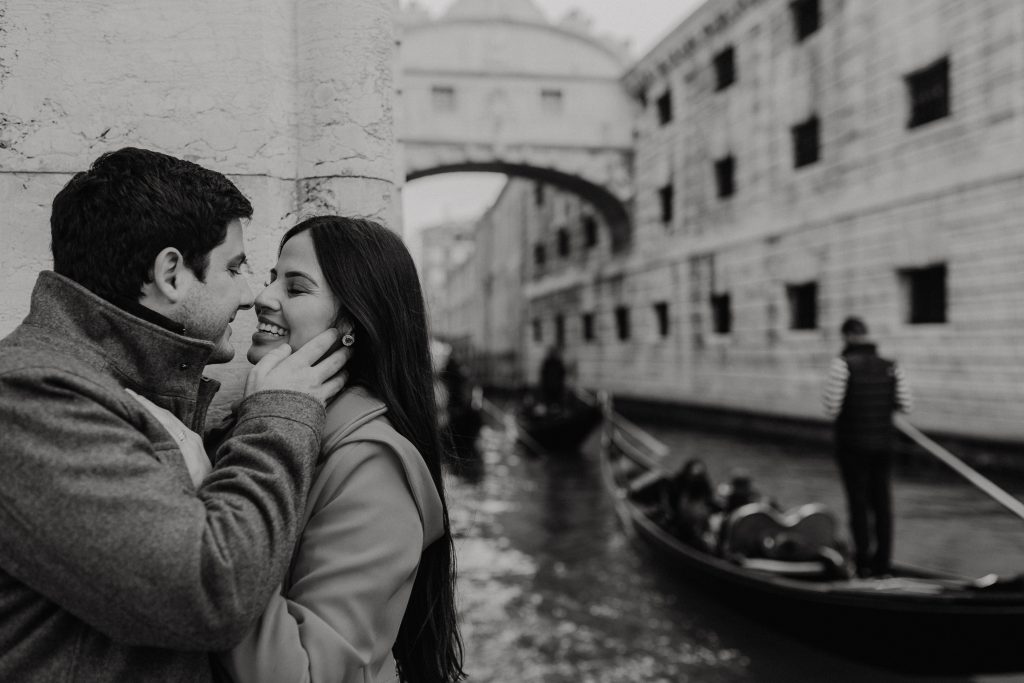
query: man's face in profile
[{"left": 179, "top": 219, "right": 254, "bottom": 363}]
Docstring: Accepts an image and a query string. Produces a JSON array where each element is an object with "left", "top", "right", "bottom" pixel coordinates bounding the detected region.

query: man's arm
[
  {"left": 822, "top": 357, "right": 849, "bottom": 418},
  {"left": 0, "top": 368, "right": 322, "bottom": 651},
  {"left": 894, "top": 363, "right": 913, "bottom": 414}
]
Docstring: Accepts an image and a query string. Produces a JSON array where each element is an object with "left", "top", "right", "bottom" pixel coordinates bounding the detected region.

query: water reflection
[{"left": 448, "top": 422, "right": 1024, "bottom": 682}]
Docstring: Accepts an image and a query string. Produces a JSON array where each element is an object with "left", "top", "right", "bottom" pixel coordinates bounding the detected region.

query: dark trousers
[{"left": 836, "top": 445, "right": 893, "bottom": 576}]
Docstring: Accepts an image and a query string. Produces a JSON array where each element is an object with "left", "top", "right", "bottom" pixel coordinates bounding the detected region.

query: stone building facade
[
  {"left": 432, "top": 0, "right": 1024, "bottom": 444},
  {"left": 437, "top": 177, "right": 611, "bottom": 387},
  {"left": 615, "top": 0, "right": 1024, "bottom": 442},
  {"left": 419, "top": 218, "right": 477, "bottom": 344}
]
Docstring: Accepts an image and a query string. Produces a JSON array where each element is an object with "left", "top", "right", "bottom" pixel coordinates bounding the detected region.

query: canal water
[{"left": 447, "top": 418, "right": 1024, "bottom": 682}]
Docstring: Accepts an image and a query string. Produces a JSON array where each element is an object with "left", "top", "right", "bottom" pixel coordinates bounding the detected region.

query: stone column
[
  {"left": 294, "top": 0, "right": 401, "bottom": 229},
  {"left": 0, "top": 0, "right": 399, "bottom": 408}
]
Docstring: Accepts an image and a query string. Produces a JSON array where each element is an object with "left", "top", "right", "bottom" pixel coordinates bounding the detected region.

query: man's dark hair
[
  {"left": 51, "top": 147, "right": 253, "bottom": 301},
  {"left": 841, "top": 316, "right": 869, "bottom": 336}
]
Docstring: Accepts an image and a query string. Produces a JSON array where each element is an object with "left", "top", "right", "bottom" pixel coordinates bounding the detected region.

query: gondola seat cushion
[{"left": 720, "top": 502, "right": 843, "bottom": 562}]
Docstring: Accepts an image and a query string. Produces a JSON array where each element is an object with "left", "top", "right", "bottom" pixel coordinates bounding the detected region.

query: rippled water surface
[{"left": 447, "top": 419, "right": 1024, "bottom": 682}]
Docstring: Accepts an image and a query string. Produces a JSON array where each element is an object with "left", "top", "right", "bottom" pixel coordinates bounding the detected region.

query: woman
[
  {"left": 139, "top": 216, "right": 465, "bottom": 682},
  {"left": 235, "top": 216, "right": 464, "bottom": 682}
]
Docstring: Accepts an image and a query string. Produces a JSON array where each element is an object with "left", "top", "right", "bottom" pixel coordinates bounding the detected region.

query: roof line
[{"left": 403, "top": 17, "right": 629, "bottom": 67}]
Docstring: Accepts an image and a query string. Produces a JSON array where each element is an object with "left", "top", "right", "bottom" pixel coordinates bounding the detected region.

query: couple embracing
[{"left": 0, "top": 148, "right": 465, "bottom": 683}]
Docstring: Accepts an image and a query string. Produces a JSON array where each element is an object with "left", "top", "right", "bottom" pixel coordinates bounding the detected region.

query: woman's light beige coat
[{"left": 222, "top": 388, "right": 444, "bottom": 683}]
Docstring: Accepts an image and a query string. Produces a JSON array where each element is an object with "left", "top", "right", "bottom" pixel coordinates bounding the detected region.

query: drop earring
[{"left": 341, "top": 333, "right": 355, "bottom": 347}]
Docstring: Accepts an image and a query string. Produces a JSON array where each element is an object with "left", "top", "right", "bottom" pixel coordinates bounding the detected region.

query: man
[
  {"left": 823, "top": 316, "right": 912, "bottom": 578},
  {"left": 539, "top": 345, "right": 567, "bottom": 407},
  {"left": 0, "top": 148, "right": 347, "bottom": 681}
]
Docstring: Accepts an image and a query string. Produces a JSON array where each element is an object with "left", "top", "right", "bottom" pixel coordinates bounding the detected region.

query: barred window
[
  {"left": 583, "top": 216, "right": 598, "bottom": 248},
  {"left": 786, "top": 282, "right": 818, "bottom": 330},
  {"left": 657, "top": 90, "right": 673, "bottom": 125},
  {"left": 792, "top": 116, "right": 820, "bottom": 168},
  {"left": 715, "top": 155, "right": 736, "bottom": 198},
  {"left": 615, "top": 306, "right": 631, "bottom": 341},
  {"left": 711, "top": 293, "right": 732, "bottom": 334},
  {"left": 900, "top": 264, "right": 947, "bottom": 324},
  {"left": 906, "top": 58, "right": 950, "bottom": 128},
  {"left": 714, "top": 47, "right": 736, "bottom": 91},
  {"left": 653, "top": 301, "right": 670, "bottom": 338},
  {"left": 659, "top": 183, "right": 674, "bottom": 223},
  {"left": 582, "top": 312, "right": 595, "bottom": 342},
  {"left": 791, "top": 0, "right": 820, "bottom": 42},
  {"left": 557, "top": 228, "right": 570, "bottom": 258}
]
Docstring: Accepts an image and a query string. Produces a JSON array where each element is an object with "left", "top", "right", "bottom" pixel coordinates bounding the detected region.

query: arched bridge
[{"left": 398, "top": 0, "right": 636, "bottom": 250}]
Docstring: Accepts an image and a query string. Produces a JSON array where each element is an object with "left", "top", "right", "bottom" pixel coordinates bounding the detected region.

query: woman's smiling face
[{"left": 248, "top": 230, "right": 341, "bottom": 363}]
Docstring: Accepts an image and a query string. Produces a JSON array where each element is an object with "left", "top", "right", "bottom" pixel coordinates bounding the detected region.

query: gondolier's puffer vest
[{"left": 835, "top": 343, "right": 897, "bottom": 452}]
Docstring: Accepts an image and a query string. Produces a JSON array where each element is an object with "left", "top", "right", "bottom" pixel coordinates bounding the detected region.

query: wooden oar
[
  {"left": 597, "top": 391, "right": 668, "bottom": 476},
  {"left": 478, "top": 396, "right": 507, "bottom": 427},
  {"left": 894, "top": 415, "right": 1024, "bottom": 523},
  {"left": 513, "top": 418, "right": 548, "bottom": 456}
]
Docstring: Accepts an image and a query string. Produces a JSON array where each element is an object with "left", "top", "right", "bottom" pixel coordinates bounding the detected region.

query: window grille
[
  {"left": 615, "top": 306, "right": 631, "bottom": 341},
  {"left": 792, "top": 116, "right": 820, "bottom": 168},
  {"left": 906, "top": 58, "right": 950, "bottom": 128},
  {"left": 657, "top": 90, "right": 673, "bottom": 125},
  {"left": 714, "top": 47, "right": 736, "bottom": 91},
  {"left": 715, "top": 155, "right": 736, "bottom": 198},
  {"left": 786, "top": 282, "right": 818, "bottom": 330},
  {"left": 791, "top": 0, "right": 821, "bottom": 42},
  {"left": 659, "top": 183, "right": 674, "bottom": 223},
  {"left": 900, "top": 264, "right": 947, "bottom": 324},
  {"left": 711, "top": 293, "right": 732, "bottom": 334},
  {"left": 582, "top": 312, "right": 595, "bottom": 341},
  {"left": 653, "top": 302, "right": 670, "bottom": 338}
]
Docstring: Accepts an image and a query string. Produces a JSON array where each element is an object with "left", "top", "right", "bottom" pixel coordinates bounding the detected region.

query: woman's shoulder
[
  {"left": 322, "top": 386, "right": 389, "bottom": 446},
  {"left": 314, "top": 388, "right": 420, "bottom": 503},
  {"left": 315, "top": 389, "right": 445, "bottom": 548}
]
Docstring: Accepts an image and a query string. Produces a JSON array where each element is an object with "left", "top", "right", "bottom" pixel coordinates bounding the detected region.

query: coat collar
[
  {"left": 323, "top": 386, "right": 388, "bottom": 443},
  {"left": 24, "top": 271, "right": 218, "bottom": 399}
]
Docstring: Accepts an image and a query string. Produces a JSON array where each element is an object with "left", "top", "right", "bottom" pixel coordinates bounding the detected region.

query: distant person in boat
[
  {"left": 539, "top": 344, "right": 568, "bottom": 408},
  {"left": 715, "top": 468, "right": 774, "bottom": 514},
  {"left": 663, "top": 459, "right": 718, "bottom": 551},
  {"left": 442, "top": 349, "right": 471, "bottom": 412},
  {"left": 823, "top": 316, "right": 913, "bottom": 578}
]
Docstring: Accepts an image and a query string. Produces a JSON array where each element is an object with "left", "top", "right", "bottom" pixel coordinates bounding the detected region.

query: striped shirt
[{"left": 822, "top": 358, "right": 912, "bottom": 418}]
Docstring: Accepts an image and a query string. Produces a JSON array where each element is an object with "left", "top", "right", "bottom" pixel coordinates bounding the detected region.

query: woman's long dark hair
[{"left": 281, "top": 216, "right": 465, "bottom": 683}]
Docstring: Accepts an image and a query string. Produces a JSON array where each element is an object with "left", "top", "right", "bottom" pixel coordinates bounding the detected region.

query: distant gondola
[
  {"left": 599, "top": 410, "right": 1024, "bottom": 676},
  {"left": 516, "top": 391, "right": 602, "bottom": 454}
]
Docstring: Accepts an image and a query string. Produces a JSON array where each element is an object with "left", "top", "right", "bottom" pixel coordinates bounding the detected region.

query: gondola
[
  {"left": 599, "top": 408, "right": 1024, "bottom": 675},
  {"left": 516, "top": 391, "right": 602, "bottom": 454}
]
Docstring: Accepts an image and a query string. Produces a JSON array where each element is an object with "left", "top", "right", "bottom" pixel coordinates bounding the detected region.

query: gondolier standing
[{"left": 823, "top": 317, "right": 912, "bottom": 578}]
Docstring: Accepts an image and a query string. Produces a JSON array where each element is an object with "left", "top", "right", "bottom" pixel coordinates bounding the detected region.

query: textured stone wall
[{"left": 0, "top": 0, "right": 399, "bottom": 410}]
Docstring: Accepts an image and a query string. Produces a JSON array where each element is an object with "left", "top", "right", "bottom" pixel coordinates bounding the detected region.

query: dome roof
[{"left": 441, "top": 0, "right": 547, "bottom": 24}]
